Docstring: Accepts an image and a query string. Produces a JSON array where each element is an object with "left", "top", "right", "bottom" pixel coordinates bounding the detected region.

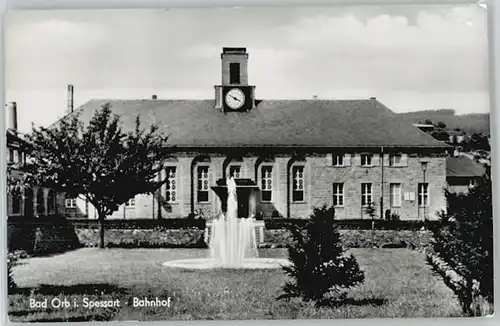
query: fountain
[{"left": 162, "top": 176, "right": 290, "bottom": 269}]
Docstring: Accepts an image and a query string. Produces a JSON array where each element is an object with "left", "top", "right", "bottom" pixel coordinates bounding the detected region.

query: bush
[
  {"left": 265, "top": 218, "right": 436, "bottom": 231},
  {"left": 7, "top": 250, "right": 29, "bottom": 292},
  {"left": 278, "top": 206, "right": 365, "bottom": 306},
  {"left": 71, "top": 218, "right": 206, "bottom": 230},
  {"left": 384, "top": 209, "right": 400, "bottom": 221},
  {"left": 76, "top": 227, "right": 206, "bottom": 248},
  {"left": 8, "top": 215, "right": 81, "bottom": 256},
  {"left": 426, "top": 173, "right": 493, "bottom": 316}
]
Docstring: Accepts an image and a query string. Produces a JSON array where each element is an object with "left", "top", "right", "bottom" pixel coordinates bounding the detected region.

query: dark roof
[
  {"left": 65, "top": 98, "right": 450, "bottom": 149},
  {"left": 446, "top": 156, "right": 486, "bottom": 178},
  {"left": 6, "top": 129, "right": 28, "bottom": 147}
]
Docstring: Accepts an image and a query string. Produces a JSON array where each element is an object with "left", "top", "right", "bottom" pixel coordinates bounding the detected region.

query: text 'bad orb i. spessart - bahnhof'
[{"left": 29, "top": 297, "right": 173, "bottom": 309}]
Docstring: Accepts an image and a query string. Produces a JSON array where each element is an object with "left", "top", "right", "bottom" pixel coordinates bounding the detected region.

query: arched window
[
  {"left": 223, "top": 156, "right": 244, "bottom": 179},
  {"left": 47, "top": 190, "right": 56, "bottom": 214},
  {"left": 36, "top": 188, "right": 45, "bottom": 215},
  {"left": 24, "top": 189, "right": 34, "bottom": 217},
  {"left": 164, "top": 156, "right": 179, "bottom": 204},
  {"left": 288, "top": 155, "right": 307, "bottom": 204},
  {"left": 256, "top": 156, "right": 276, "bottom": 203},
  {"left": 192, "top": 156, "right": 211, "bottom": 203},
  {"left": 11, "top": 193, "right": 22, "bottom": 215}
]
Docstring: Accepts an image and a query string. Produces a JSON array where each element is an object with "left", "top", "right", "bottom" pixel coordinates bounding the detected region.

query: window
[
  {"left": 17, "top": 151, "right": 24, "bottom": 164},
  {"left": 292, "top": 166, "right": 305, "bottom": 202},
  {"left": 165, "top": 167, "right": 177, "bottom": 203},
  {"left": 47, "top": 190, "right": 56, "bottom": 213},
  {"left": 65, "top": 198, "right": 77, "bottom": 208},
  {"left": 333, "top": 154, "right": 344, "bottom": 167},
  {"left": 17, "top": 151, "right": 24, "bottom": 165},
  {"left": 333, "top": 183, "right": 344, "bottom": 207},
  {"left": 390, "top": 154, "right": 402, "bottom": 166},
  {"left": 361, "top": 183, "right": 372, "bottom": 206},
  {"left": 197, "top": 166, "right": 210, "bottom": 202},
  {"left": 12, "top": 194, "right": 21, "bottom": 214},
  {"left": 261, "top": 166, "right": 273, "bottom": 202},
  {"left": 418, "top": 183, "right": 429, "bottom": 207},
  {"left": 229, "top": 165, "right": 242, "bottom": 179},
  {"left": 229, "top": 62, "right": 240, "bottom": 84},
  {"left": 36, "top": 188, "right": 45, "bottom": 215},
  {"left": 125, "top": 197, "right": 136, "bottom": 207},
  {"left": 361, "top": 154, "right": 373, "bottom": 167},
  {"left": 8, "top": 148, "right": 14, "bottom": 163},
  {"left": 390, "top": 183, "right": 402, "bottom": 207}
]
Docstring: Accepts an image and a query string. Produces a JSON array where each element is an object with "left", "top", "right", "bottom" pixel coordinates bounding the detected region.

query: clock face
[{"left": 225, "top": 88, "right": 245, "bottom": 110}]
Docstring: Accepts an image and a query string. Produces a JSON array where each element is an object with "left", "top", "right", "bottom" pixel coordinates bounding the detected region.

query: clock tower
[{"left": 215, "top": 47, "right": 256, "bottom": 112}]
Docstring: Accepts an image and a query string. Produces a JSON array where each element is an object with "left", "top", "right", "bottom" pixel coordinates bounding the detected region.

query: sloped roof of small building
[
  {"left": 63, "top": 98, "right": 450, "bottom": 149},
  {"left": 446, "top": 156, "right": 486, "bottom": 178}
]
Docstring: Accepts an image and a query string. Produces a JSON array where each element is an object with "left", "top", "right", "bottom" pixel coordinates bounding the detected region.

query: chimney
[
  {"left": 67, "top": 84, "right": 74, "bottom": 113},
  {"left": 6, "top": 101, "right": 18, "bottom": 132},
  {"left": 152, "top": 94, "right": 158, "bottom": 100}
]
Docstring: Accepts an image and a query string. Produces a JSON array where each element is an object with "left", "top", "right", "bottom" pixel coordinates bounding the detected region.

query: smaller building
[
  {"left": 5, "top": 102, "right": 65, "bottom": 218},
  {"left": 446, "top": 156, "right": 486, "bottom": 194}
]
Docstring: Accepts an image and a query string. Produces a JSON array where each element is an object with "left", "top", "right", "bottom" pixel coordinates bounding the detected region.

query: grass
[{"left": 9, "top": 248, "right": 463, "bottom": 321}]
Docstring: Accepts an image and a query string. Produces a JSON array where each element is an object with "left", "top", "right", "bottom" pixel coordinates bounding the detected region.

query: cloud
[{"left": 4, "top": 5, "right": 489, "bottom": 133}]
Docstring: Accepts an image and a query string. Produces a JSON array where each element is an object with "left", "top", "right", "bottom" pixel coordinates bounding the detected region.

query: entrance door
[{"left": 237, "top": 190, "right": 249, "bottom": 218}]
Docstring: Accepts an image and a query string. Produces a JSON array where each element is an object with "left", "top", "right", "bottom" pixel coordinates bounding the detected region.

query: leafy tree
[
  {"left": 436, "top": 121, "right": 447, "bottom": 129},
  {"left": 21, "top": 104, "right": 172, "bottom": 248},
  {"left": 470, "top": 133, "right": 490, "bottom": 151},
  {"left": 426, "top": 173, "right": 493, "bottom": 316},
  {"left": 278, "top": 205, "right": 365, "bottom": 306},
  {"left": 430, "top": 129, "right": 450, "bottom": 142},
  {"left": 424, "top": 119, "right": 433, "bottom": 125}
]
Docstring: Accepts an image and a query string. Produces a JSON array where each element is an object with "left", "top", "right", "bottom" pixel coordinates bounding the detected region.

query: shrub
[
  {"left": 7, "top": 250, "right": 29, "bottom": 292},
  {"left": 278, "top": 205, "right": 365, "bottom": 306},
  {"left": 426, "top": 173, "right": 493, "bottom": 316},
  {"left": 76, "top": 228, "right": 206, "bottom": 248},
  {"left": 384, "top": 209, "right": 400, "bottom": 221}
]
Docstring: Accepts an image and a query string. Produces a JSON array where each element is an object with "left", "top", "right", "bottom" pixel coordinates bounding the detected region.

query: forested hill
[{"left": 397, "top": 109, "right": 490, "bottom": 135}]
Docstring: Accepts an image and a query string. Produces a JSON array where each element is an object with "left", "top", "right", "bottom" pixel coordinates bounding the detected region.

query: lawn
[{"left": 9, "top": 248, "right": 463, "bottom": 321}]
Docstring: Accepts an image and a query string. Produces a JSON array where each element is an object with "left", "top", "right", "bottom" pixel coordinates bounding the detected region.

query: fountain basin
[{"left": 162, "top": 257, "right": 291, "bottom": 270}]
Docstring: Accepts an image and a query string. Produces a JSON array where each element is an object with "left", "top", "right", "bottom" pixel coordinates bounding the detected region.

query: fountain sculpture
[{"left": 162, "top": 176, "right": 290, "bottom": 269}]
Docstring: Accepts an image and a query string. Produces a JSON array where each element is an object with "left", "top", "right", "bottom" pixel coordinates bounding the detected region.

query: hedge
[
  {"left": 265, "top": 218, "right": 438, "bottom": 230},
  {"left": 76, "top": 228, "right": 207, "bottom": 248},
  {"left": 260, "top": 229, "right": 433, "bottom": 250},
  {"left": 8, "top": 215, "right": 82, "bottom": 256},
  {"left": 69, "top": 218, "right": 206, "bottom": 230}
]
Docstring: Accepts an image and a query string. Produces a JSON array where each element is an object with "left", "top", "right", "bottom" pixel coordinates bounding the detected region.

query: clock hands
[{"left": 230, "top": 95, "right": 241, "bottom": 102}]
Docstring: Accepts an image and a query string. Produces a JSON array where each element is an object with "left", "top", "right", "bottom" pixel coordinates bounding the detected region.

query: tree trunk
[{"left": 98, "top": 211, "right": 106, "bottom": 249}]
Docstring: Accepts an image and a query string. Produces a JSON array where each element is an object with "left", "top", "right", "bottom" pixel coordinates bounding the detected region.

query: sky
[{"left": 5, "top": 4, "right": 489, "bottom": 133}]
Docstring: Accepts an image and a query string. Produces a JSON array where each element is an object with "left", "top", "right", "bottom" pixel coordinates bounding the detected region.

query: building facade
[
  {"left": 446, "top": 155, "right": 486, "bottom": 194},
  {"left": 65, "top": 47, "right": 449, "bottom": 221},
  {"left": 6, "top": 102, "right": 65, "bottom": 218}
]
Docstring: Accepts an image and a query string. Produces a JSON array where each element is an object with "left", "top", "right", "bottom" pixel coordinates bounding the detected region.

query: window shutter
[
  {"left": 373, "top": 154, "right": 380, "bottom": 166},
  {"left": 342, "top": 153, "right": 349, "bottom": 166},
  {"left": 401, "top": 153, "right": 408, "bottom": 166}
]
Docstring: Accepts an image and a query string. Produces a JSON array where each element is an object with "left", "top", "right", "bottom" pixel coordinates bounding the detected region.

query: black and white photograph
[{"left": 4, "top": 2, "right": 494, "bottom": 322}]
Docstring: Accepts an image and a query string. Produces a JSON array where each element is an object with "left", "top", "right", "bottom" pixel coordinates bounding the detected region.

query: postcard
[{"left": 4, "top": 3, "right": 493, "bottom": 322}]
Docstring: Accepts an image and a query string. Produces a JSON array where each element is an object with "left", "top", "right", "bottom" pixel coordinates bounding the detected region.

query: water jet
[{"left": 162, "top": 176, "right": 289, "bottom": 269}]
